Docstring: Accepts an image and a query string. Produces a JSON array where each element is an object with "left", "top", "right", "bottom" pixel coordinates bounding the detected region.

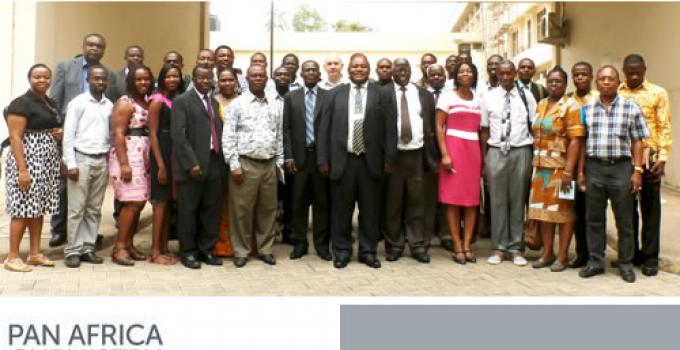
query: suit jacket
[
  {"left": 282, "top": 86, "right": 328, "bottom": 169},
  {"left": 171, "top": 88, "right": 225, "bottom": 182},
  {"left": 50, "top": 56, "right": 117, "bottom": 119},
  {"left": 529, "top": 83, "right": 547, "bottom": 103},
  {"left": 110, "top": 68, "right": 128, "bottom": 103},
  {"left": 317, "top": 82, "right": 397, "bottom": 180},
  {"left": 383, "top": 82, "right": 440, "bottom": 173}
]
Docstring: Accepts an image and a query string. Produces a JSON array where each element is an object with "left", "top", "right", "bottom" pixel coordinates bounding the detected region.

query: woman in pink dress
[
  {"left": 435, "top": 62, "right": 482, "bottom": 265},
  {"left": 109, "top": 65, "right": 154, "bottom": 266}
]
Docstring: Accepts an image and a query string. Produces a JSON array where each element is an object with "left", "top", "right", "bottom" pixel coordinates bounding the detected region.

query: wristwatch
[{"left": 634, "top": 165, "right": 644, "bottom": 174}]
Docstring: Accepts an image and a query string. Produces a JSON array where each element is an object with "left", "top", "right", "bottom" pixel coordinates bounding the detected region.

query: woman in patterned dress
[
  {"left": 213, "top": 68, "right": 238, "bottom": 257},
  {"left": 3, "top": 64, "right": 61, "bottom": 272},
  {"left": 148, "top": 64, "right": 184, "bottom": 265},
  {"left": 109, "top": 66, "right": 154, "bottom": 266},
  {"left": 435, "top": 62, "right": 482, "bottom": 264},
  {"left": 528, "top": 66, "right": 585, "bottom": 272}
]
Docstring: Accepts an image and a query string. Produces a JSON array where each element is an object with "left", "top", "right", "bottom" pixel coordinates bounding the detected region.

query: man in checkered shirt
[{"left": 577, "top": 65, "right": 649, "bottom": 283}]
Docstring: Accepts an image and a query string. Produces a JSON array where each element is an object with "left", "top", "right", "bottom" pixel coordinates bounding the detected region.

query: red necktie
[{"left": 204, "top": 94, "right": 219, "bottom": 153}]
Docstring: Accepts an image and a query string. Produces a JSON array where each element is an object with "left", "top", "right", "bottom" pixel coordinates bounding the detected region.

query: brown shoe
[
  {"left": 3, "top": 257, "right": 33, "bottom": 272},
  {"left": 27, "top": 253, "right": 55, "bottom": 267},
  {"left": 112, "top": 248, "right": 135, "bottom": 266}
]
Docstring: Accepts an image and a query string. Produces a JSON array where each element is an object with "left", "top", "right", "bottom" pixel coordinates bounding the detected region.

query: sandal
[
  {"left": 463, "top": 249, "right": 477, "bottom": 263},
  {"left": 3, "top": 257, "right": 33, "bottom": 272},
  {"left": 111, "top": 247, "right": 135, "bottom": 266},
  {"left": 128, "top": 246, "right": 147, "bottom": 261},
  {"left": 27, "top": 253, "right": 55, "bottom": 267},
  {"left": 453, "top": 250, "right": 467, "bottom": 265},
  {"left": 150, "top": 254, "right": 177, "bottom": 265}
]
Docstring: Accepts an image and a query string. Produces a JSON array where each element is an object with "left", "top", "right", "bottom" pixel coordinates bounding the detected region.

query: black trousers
[
  {"left": 176, "top": 154, "right": 224, "bottom": 257},
  {"left": 585, "top": 159, "right": 635, "bottom": 270},
  {"left": 330, "top": 154, "right": 381, "bottom": 259},
  {"left": 573, "top": 188, "right": 588, "bottom": 261},
  {"left": 290, "top": 150, "right": 330, "bottom": 253},
  {"left": 50, "top": 175, "right": 67, "bottom": 235},
  {"left": 632, "top": 171, "right": 662, "bottom": 267},
  {"left": 383, "top": 149, "right": 427, "bottom": 254}
]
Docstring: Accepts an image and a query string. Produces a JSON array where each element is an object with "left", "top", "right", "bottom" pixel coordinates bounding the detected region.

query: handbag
[{"left": 523, "top": 219, "right": 542, "bottom": 250}]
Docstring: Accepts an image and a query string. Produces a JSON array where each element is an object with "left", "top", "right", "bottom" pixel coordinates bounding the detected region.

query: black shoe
[
  {"left": 317, "top": 250, "right": 333, "bottom": 261},
  {"left": 80, "top": 252, "right": 103, "bottom": 264},
  {"left": 234, "top": 257, "right": 248, "bottom": 268},
  {"left": 412, "top": 252, "right": 430, "bottom": 264},
  {"left": 49, "top": 232, "right": 66, "bottom": 247},
  {"left": 334, "top": 257, "right": 349, "bottom": 269},
  {"left": 579, "top": 265, "right": 605, "bottom": 278},
  {"left": 281, "top": 228, "right": 294, "bottom": 245},
  {"left": 440, "top": 239, "right": 454, "bottom": 252},
  {"left": 358, "top": 254, "right": 381, "bottom": 268},
  {"left": 641, "top": 265, "right": 658, "bottom": 277},
  {"left": 385, "top": 250, "right": 401, "bottom": 262},
  {"left": 64, "top": 255, "right": 80, "bottom": 268},
  {"left": 180, "top": 255, "right": 201, "bottom": 269},
  {"left": 95, "top": 234, "right": 104, "bottom": 249},
  {"left": 199, "top": 252, "right": 223, "bottom": 266},
  {"left": 259, "top": 254, "right": 276, "bottom": 265},
  {"left": 289, "top": 245, "right": 308, "bottom": 260},
  {"left": 568, "top": 256, "right": 588, "bottom": 269},
  {"left": 621, "top": 269, "right": 636, "bottom": 283}
]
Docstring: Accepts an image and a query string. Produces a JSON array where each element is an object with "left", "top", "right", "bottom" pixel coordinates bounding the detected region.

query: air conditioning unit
[{"left": 537, "top": 11, "right": 567, "bottom": 45}]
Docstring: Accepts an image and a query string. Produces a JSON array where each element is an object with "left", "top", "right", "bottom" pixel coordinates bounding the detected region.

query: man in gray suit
[
  {"left": 111, "top": 45, "right": 144, "bottom": 102},
  {"left": 49, "top": 33, "right": 117, "bottom": 247}
]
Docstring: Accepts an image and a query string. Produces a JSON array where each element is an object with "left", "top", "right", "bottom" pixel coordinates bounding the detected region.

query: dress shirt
[
  {"left": 395, "top": 83, "right": 424, "bottom": 150},
  {"left": 581, "top": 94, "right": 650, "bottom": 160},
  {"left": 619, "top": 80, "right": 672, "bottom": 162},
  {"left": 223, "top": 90, "right": 283, "bottom": 170},
  {"left": 346, "top": 83, "right": 368, "bottom": 153},
  {"left": 481, "top": 86, "right": 537, "bottom": 148},
  {"left": 62, "top": 91, "right": 113, "bottom": 169},
  {"left": 320, "top": 76, "right": 349, "bottom": 90},
  {"left": 289, "top": 79, "right": 302, "bottom": 91},
  {"left": 194, "top": 87, "right": 217, "bottom": 151}
]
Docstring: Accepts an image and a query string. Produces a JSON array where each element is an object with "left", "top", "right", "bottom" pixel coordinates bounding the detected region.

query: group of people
[{"left": 2, "top": 33, "right": 671, "bottom": 284}]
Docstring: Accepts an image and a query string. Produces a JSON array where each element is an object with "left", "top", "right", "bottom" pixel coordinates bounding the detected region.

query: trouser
[
  {"left": 383, "top": 149, "right": 427, "bottom": 254},
  {"left": 330, "top": 154, "right": 381, "bottom": 259},
  {"left": 632, "top": 170, "right": 662, "bottom": 267},
  {"left": 64, "top": 152, "right": 108, "bottom": 257},
  {"left": 50, "top": 175, "right": 67, "bottom": 235},
  {"left": 229, "top": 157, "right": 278, "bottom": 258},
  {"left": 585, "top": 158, "right": 635, "bottom": 270},
  {"left": 485, "top": 146, "right": 532, "bottom": 253},
  {"left": 290, "top": 149, "right": 330, "bottom": 253},
  {"left": 423, "top": 172, "right": 440, "bottom": 248},
  {"left": 573, "top": 189, "right": 589, "bottom": 261},
  {"left": 176, "top": 154, "right": 224, "bottom": 257}
]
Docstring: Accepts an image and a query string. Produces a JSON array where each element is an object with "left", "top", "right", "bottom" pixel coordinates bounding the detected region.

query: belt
[
  {"left": 488, "top": 144, "right": 532, "bottom": 149},
  {"left": 306, "top": 144, "right": 315, "bottom": 152},
  {"left": 126, "top": 127, "right": 149, "bottom": 137},
  {"left": 587, "top": 157, "right": 631, "bottom": 165},
  {"left": 76, "top": 149, "right": 108, "bottom": 158},
  {"left": 446, "top": 128, "right": 479, "bottom": 141},
  {"left": 240, "top": 155, "right": 274, "bottom": 163}
]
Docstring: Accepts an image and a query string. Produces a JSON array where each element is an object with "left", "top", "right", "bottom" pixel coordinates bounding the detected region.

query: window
[
  {"left": 538, "top": 8, "right": 547, "bottom": 39},
  {"left": 512, "top": 30, "right": 519, "bottom": 56},
  {"left": 527, "top": 19, "right": 532, "bottom": 48}
]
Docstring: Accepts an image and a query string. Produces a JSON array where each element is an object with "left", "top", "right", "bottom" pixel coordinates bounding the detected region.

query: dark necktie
[
  {"left": 400, "top": 86, "right": 412, "bottom": 144},
  {"left": 433, "top": 88, "right": 442, "bottom": 105},
  {"left": 204, "top": 94, "right": 219, "bottom": 153}
]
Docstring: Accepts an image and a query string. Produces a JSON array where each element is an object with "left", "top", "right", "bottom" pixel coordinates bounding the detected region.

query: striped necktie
[{"left": 305, "top": 89, "right": 316, "bottom": 146}]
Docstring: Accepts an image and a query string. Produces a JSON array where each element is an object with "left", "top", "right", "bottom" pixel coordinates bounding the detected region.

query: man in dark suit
[
  {"left": 170, "top": 65, "right": 226, "bottom": 269},
  {"left": 49, "top": 33, "right": 116, "bottom": 248},
  {"left": 517, "top": 58, "right": 547, "bottom": 102},
  {"left": 283, "top": 60, "right": 332, "bottom": 261},
  {"left": 318, "top": 53, "right": 397, "bottom": 269},
  {"left": 111, "top": 45, "right": 144, "bottom": 102},
  {"left": 382, "top": 58, "right": 439, "bottom": 263}
]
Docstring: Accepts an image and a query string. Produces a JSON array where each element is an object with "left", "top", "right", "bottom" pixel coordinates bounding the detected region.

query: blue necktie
[
  {"left": 354, "top": 85, "right": 363, "bottom": 114},
  {"left": 305, "top": 89, "right": 316, "bottom": 145}
]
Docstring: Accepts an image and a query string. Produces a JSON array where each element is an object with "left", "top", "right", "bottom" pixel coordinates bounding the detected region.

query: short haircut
[
  {"left": 157, "top": 63, "right": 185, "bottom": 94},
  {"left": 87, "top": 64, "right": 108, "bottom": 79},
  {"left": 452, "top": 62, "right": 478, "bottom": 89},
  {"left": 596, "top": 64, "right": 620, "bottom": 80},
  {"left": 282, "top": 53, "right": 299, "bottom": 62},
  {"left": 426, "top": 63, "right": 445, "bottom": 77},
  {"left": 325, "top": 54, "right": 343, "bottom": 64},
  {"left": 301, "top": 60, "right": 320, "bottom": 69},
  {"left": 164, "top": 50, "right": 183, "bottom": 63},
  {"left": 246, "top": 64, "right": 266, "bottom": 76},
  {"left": 349, "top": 53, "right": 368, "bottom": 64},
  {"left": 623, "top": 53, "right": 646, "bottom": 67},
  {"left": 27, "top": 63, "right": 51, "bottom": 79},
  {"left": 124, "top": 44, "right": 144, "bottom": 56},
  {"left": 547, "top": 65, "right": 568, "bottom": 84},
  {"left": 197, "top": 48, "right": 214, "bottom": 58},
  {"left": 572, "top": 61, "right": 593, "bottom": 74},
  {"left": 125, "top": 65, "right": 155, "bottom": 97},
  {"left": 377, "top": 57, "right": 392, "bottom": 65},
  {"left": 421, "top": 52, "right": 437, "bottom": 62},
  {"left": 518, "top": 57, "right": 535, "bottom": 67},
  {"left": 274, "top": 66, "right": 289, "bottom": 75},
  {"left": 192, "top": 64, "right": 212, "bottom": 77},
  {"left": 251, "top": 52, "right": 266, "bottom": 61},
  {"left": 214, "top": 45, "right": 233, "bottom": 54},
  {"left": 82, "top": 33, "right": 106, "bottom": 46},
  {"left": 487, "top": 54, "right": 503, "bottom": 63},
  {"left": 499, "top": 60, "right": 516, "bottom": 70}
]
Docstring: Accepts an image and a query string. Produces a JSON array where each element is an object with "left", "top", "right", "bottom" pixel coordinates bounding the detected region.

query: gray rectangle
[{"left": 341, "top": 305, "right": 679, "bottom": 350}]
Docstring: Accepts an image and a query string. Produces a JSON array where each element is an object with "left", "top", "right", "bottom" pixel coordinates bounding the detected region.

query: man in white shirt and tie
[
  {"left": 480, "top": 60, "right": 536, "bottom": 267},
  {"left": 62, "top": 65, "right": 113, "bottom": 267}
]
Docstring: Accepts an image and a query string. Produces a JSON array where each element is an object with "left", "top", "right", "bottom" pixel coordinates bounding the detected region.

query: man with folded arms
[{"left": 62, "top": 65, "right": 112, "bottom": 268}]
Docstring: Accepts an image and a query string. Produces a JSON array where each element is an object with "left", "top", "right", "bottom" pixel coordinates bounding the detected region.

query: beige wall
[
  {"left": 35, "top": 1, "right": 208, "bottom": 73},
  {"left": 560, "top": 2, "right": 680, "bottom": 189}
]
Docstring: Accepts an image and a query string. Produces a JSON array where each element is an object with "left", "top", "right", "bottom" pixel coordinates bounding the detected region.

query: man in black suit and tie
[
  {"left": 49, "top": 33, "right": 116, "bottom": 248},
  {"left": 171, "top": 65, "right": 226, "bottom": 269},
  {"left": 283, "top": 60, "right": 332, "bottom": 261},
  {"left": 382, "top": 58, "right": 439, "bottom": 263},
  {"left": 318, "top": 53, "right": 397, "bottom": 269},
  {"left": 111, "top": 45, "right": 144, "bottom": 102}
]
